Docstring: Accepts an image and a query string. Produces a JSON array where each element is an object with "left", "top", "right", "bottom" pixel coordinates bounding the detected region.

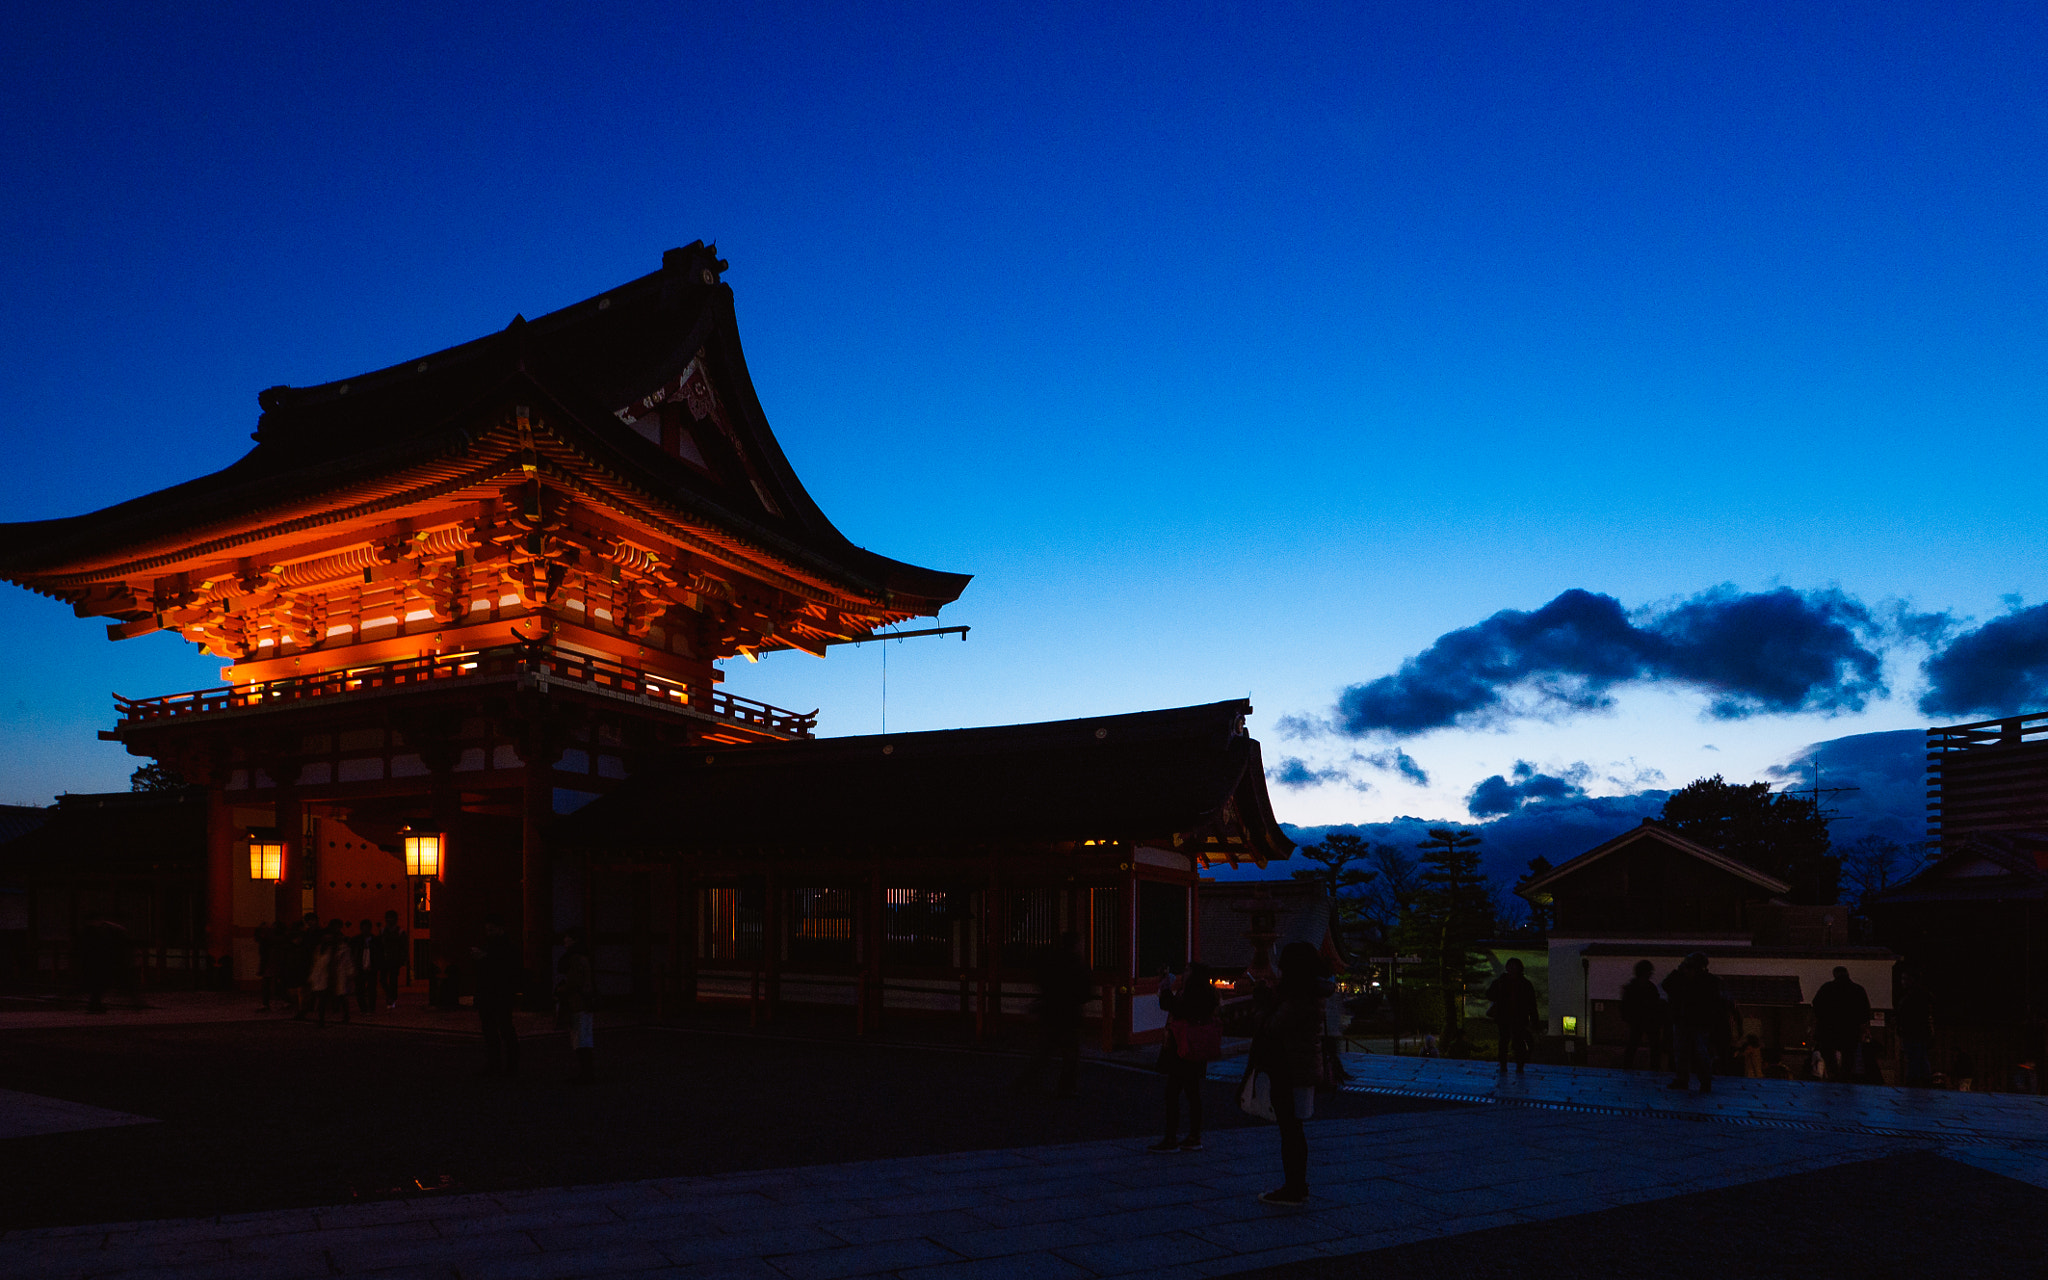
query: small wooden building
[
  {"left": 1522, "top": 820, "right": 1892, "bottom": 1057},
  {"left": 0, "top": 790, "right": 208, "bottom": 989},
  {"left": 560, "top": 699, "right": 1293, "bottom": 1045}
]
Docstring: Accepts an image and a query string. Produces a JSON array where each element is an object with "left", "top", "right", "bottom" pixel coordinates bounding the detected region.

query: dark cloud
[
  {"left": 1354, "top": 747, "right": 1430, "bottom": 786},
  {"left": 1332, "top": 586, "right": 1892, "bottom": 737},
  {"left": 1768, "top": 728, "right": 1927, "bottom": 849},
  {"left": 1217, "top": 730, "right": 1929, "bottom": 894},
  {"left": 1466, "top": 761, "right": 1591, "bottom": 818},
  {"left": 1267, "top": 757, "right": 1368, "bottom": 792},
  {"left": 1919, "top": 602, "right": 2048, "bottom": 718}
]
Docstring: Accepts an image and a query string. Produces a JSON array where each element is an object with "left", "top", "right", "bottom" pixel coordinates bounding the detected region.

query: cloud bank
[
  {"left": 1356, "top": 747, "right": 1430, "bottom": 786},
  {"left": 1467, "top": 761, "right": 1591, "bottom": 817},
  {"left": 1332, "top": 587, "right": 1897, "bottom": 737},
  {"left": 1268, "top": 756, "right": 1367, "bottom": 792},
  {"left": 1920, "top": 601, "right": 2048, "bottom": 719},
  {"left": 1311, "top": 584, "right": 2048, "bottom": 738}
]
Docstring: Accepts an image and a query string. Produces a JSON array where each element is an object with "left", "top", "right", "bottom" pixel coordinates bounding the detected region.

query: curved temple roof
[
  {"left": 562, "top": 698, "right": 1295, "bottom": 864},
  {"left": 0, "top": 243, "right": 969, "bottom": 616}
]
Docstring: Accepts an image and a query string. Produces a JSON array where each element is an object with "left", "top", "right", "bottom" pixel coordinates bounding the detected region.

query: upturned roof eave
[{"left": 0, "top": 246, "right": 971, "bottom": 612}]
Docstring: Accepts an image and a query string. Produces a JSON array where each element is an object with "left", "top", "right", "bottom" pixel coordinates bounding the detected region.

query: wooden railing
[{"left": 111, "top": 642, "right": 817, "bottom": 739}]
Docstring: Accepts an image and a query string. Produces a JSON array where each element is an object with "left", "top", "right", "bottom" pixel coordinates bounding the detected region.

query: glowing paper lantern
[
  {"left": 247, "top": 837, "right": 284, "bottom": 882},
  {"left": 403, "top": 831, "right": 443, "bottom": 879}
]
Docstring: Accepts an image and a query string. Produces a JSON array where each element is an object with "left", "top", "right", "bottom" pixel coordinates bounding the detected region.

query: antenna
[{"left": 1786, "top": 757, "right": 1859, "bottom": 825}]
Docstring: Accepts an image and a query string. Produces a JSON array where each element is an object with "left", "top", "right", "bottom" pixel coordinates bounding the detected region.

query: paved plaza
[{"left": 2, "top": 1044, "right": 2042, "bottom": 1280}]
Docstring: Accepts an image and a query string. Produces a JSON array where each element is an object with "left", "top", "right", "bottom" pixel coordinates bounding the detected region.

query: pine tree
[
  {"left": 1409, "top": 827, "right": 1492, "bottom": 1037},
  {"left": 129, "top": 761, "right": 185, "bottom": 792}
]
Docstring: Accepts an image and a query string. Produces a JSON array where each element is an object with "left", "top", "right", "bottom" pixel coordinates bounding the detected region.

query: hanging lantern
[
  {"left": 247, "top": 835, "right": 284, "bottom": 882},
  {"left": 402, "top": 830, "right": 443, "bottom": 879}
]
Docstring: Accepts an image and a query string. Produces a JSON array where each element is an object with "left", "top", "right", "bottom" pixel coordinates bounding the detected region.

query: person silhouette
[{"left": 1486, "top": 958, "right": 1539, "bottom": 1075}]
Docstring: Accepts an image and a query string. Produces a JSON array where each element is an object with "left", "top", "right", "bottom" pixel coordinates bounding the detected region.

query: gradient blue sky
[{"left": 3, "top": 3, "right": 2044, "bottom": 824}]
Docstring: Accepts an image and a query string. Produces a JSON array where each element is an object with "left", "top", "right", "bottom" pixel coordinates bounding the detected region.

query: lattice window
[
  {"left": 884, "top": 888, "right": 975, "bottom": 968},
  {"left": 786, "top": 887, "right": 856, "bottom": 967},
  {"left": 699, "top": 886, "right": 762, "bottom": 964},
  {"left": 1087, "top": 886, "right": 1123, "bottom": 973},
  {"left": 1005, "top": 888, "right": 1063, "bottom": 953}
]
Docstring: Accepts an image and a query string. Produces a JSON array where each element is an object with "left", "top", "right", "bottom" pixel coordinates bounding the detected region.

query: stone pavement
[
  {"left": 0, "top": 1089, "right": 153, "bottom": 1141},
  {"left": 0, "top": 990, "right": 579, "bottom": 1039},
  {"left": 1313, "top": 1051, "right": 2048, "bottom": 1152},
  {"left": 7, "top": 1053, "right": 2045, "bottom": 1280}
]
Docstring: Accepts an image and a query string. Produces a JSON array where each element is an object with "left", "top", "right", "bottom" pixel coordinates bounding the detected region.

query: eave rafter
[{"left": 43, "top": 408, "right": 942, "bottom": 668}]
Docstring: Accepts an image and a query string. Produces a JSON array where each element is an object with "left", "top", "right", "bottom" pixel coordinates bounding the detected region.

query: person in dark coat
[
  {"left": 253, "top": 921, "right": 280, "bottom": 1012},
  {"left": 1810, "top": 966, "right": 1872, "bottom": 1082},
  {"left": 1894, "top": 971, "right": 1934, "bottom": 1086},
  {"left": 1252, "top": 941, "right": 1326, "bottom": 1206},
  {"left": 1662, "top": 952, "right": 1728, "bottom": 1093},
  {"left": 558, "top": 926, "right": 597, "bottom": 1085},
  {"left": 1013, "top": 932, "right": 1092, "bottom": 1098},
  {"left": 77, "top": 917, "right": 131, "bottom": 1014},
  {"left": 471, "top": 915, "right": 524, "bottom": 1077},
  {"left": 1619, "top": 959, "right": 1666, "bottom": 1072},
  {"left": 1150, "top": 963, "right": 1221, "bottom": 1152},
  {"left": 351, "top": 920, "right": 377, "bottom": 1014},
  {"left": 289, "top": 913, "right": 319, "bottom": 1019},
  {"left": 373, "top": 910, "right": 408, "bottom": 1010},
  {"left": 1487, "top": 958, "right": 1540, "bottom": 1074}
]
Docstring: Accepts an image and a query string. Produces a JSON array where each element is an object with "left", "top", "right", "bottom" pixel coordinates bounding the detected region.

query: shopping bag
[{"left": 1238, "top": 1069, "right": 1276, "bottom": 1121}]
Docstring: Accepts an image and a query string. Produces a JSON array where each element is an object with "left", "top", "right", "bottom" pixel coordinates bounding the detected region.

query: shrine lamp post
[
  {"left": 402, "top": 829, "right": 442, "bottom": 948},
  {"left": 247, "top": 834, "right": 284, "bottom": 882}
]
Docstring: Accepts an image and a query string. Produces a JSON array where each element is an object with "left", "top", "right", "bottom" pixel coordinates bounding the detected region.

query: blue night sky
[{"left": 4, "top": 4, "right": 2046, "bottom": 856}]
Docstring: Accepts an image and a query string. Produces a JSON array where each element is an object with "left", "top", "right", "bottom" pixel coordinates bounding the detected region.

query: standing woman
[
  {"left": 558, "top": 927, "right": 596, "bottom": 1084},
  {"left": 1252, "top": 941, "right": 1326, "bottom": 1206},
  {"left": 1150, "top": 963, "right": 1221, "bottom": 1152}
]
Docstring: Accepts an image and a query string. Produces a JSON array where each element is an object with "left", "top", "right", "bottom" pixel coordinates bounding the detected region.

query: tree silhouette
[
  {"left": 1660, "top": 775, "right": 1837, "bottom": 903},
  {"left": 129, "top": 761, "right": 185, "bottom": 792},
  {"left": 1290, "top": 833, "right": 1379, "bottom": 933},
  {"left": 1410, "top": 827, "right": 1492, "bottom": 1035}
]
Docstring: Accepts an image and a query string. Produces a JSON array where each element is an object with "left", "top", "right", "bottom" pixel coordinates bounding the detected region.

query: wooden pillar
[
  {"left": 1119, "top": 860, "right": 1138, "bottom": 1050},
  {"left": 866, "top": 858, "right": 884, "bottom": 1035},
  {"left": 520, "top": 754, "right": 552, "bottom": 1010},
  {"left": 275, "top": 792, "right": 304, "bottom": 928},
  {"left": 764, "top": 865, "right": 781, "bottom": 1023},
  {"left": 680, "top": 862, "right": 698, "bottom": 1009},
  {"left": 985, "top": 851, "right": 1003, "bottom": 1034},
  {"left": 205, "top": 785, "right": 236, "bottom": 969}
]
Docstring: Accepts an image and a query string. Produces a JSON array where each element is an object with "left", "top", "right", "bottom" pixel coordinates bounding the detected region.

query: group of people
[
  {"left": 469, "top": 915, "right": 599, "bottom": 1084},
  {"left": 254, "top": 911, "right": 407, "bottom": 1024},
  {"left": 1615, "top": 954, "right": 1903, "bottom": 1090},
  {"left": 1010, "top": 934, "right": 1333, "bottom": 1206}
]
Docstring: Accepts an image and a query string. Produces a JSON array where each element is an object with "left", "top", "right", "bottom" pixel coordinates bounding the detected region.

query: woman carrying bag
[
  {"left": 1245, "top": 941, "right": 1326, "bottom": 1205},
  {"left": 1149, "top": 964, "right": 1223, "bottom": 1153}
]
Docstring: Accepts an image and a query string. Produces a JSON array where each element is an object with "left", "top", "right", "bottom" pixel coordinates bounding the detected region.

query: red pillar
[
  {"left": 205, "top": 786, "right": 236, "bottom": 969},
  {"left": 521, "top": 759, "right": 552, "bottom": 1010},
  {"left": 275, "top": 793, "right": 304, "bottom": 927}
]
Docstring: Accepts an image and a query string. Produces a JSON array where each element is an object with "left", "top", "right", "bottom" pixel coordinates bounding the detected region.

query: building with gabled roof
[
  {"left": 562, "top": 699, "right": 1292, "bottom": 1042},
  {"left": 1522, "top": 820, "right": 1891, "bottom": 1063},
  {"left": 1873, "top": 832, "right": 2047, "bottom": 1045}
]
